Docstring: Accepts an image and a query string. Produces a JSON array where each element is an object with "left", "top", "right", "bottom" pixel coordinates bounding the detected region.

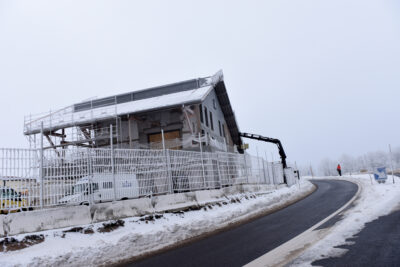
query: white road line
[{"left": 244, "top": 179, "right": 362, "bottom": 267}]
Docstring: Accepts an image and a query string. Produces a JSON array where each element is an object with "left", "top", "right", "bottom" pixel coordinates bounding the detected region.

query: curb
[
  {"left": 245, "top": 178, "right": 362, "bottom": 267},
  {"left": 114, "top": 182, "right": 316, "bottom": 266}
]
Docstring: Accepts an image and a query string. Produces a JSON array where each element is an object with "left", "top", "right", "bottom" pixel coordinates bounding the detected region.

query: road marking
[{"left": 244, "top": 179, "right": 362, "bottom": 267}]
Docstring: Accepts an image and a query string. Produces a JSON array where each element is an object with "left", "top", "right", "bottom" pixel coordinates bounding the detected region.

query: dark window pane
[
  {"left": 199, "top": 104, "right": 204, "bottom": 123},
  {"left": 210, "top": 112, "right": 214, "bottom": 131},
  {"left": 205, "top": 107, "right": 209, "bottom": 127}
]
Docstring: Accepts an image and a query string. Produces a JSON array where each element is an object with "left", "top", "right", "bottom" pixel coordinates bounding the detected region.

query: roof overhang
[{"left": 213, "top": 79, "right": 243, "bottom": 149}]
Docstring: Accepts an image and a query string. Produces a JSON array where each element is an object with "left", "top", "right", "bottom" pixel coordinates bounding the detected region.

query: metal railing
[{"left": 0, "top": 147, "right": 291, "bottom": 213}]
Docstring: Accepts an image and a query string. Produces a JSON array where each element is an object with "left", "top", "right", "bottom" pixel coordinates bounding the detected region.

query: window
[
  {"left": 103, "top": 181, "right": 113, "bottom": 189},
  {"left": 204, "top": 107, "right": 209, "bottom": 127},
  {"left": 213, "top": 99, "right": 217, "bottom": 109},
  {"left": 2, "top": 188, "right": 18, "bottom": 198},
  {"left": 199, "top": 104, "right": 204, "bottom": 123},
  {"left": 222, "top": 124, "right": 226, "bottom": 138},
  {"left": 89, "top": 183, "right": 99, "bottom": 193},
  {"left": 218, "top": 121, "right": 222, "bottom": 136},
  {"left": 210, "top": 112, "right": 214, "bottom": 131}
]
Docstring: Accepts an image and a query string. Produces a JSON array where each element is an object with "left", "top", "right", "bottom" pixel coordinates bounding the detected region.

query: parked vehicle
[
  {"left": 0, "top": 186, "right": 27, "bottom": 214},
  {"left": 58, "top": 173, "right": 139, "bottom": 205}
]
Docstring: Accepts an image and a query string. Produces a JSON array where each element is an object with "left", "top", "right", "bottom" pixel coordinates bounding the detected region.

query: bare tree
[
  {"left": 319, "top": 158, "right": 337, "bottom": 176},
  {"left": 339, "top": 154, "right": 356, "bottom": 174}
]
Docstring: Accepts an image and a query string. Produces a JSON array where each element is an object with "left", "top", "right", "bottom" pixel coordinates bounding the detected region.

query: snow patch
[
  {"left": 0, "top": 181, "right": 313, "bottom": 267},
  {"left": 290, "top": 175, "right": 400, "bottom": 266}
]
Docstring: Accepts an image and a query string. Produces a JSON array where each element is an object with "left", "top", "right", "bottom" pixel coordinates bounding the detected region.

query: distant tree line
[{"left": 318, "top": 146, "right": 400, "bottom": 176}]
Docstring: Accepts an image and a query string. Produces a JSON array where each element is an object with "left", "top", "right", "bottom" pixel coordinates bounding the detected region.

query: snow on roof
[
  {"left": 115, "top": 85, "right": 212, "bottom": 116},
  {"left": 24, "top": 86, "right": 213, "bottom": 134}
]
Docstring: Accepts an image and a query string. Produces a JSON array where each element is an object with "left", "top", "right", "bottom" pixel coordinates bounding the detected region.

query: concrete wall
[
  {"left": 0, "top": 215, "right": 5, "bottom": 236},
  {"left": 0, "top": 184, "right": 284, "bottom": 237},
  {"left": 91, "top": 198, "right": 154, "bottom": 223},
  {"left": 3, "top": 206, "right": 91, "bottom": 236},
  {"left": 153, "top": 192, "right": 197, "bottom": 212}
]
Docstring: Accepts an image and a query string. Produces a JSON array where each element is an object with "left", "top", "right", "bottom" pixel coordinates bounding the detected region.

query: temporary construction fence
[{"left": 0, "top": 147, "right": 295, "bottom": 213}]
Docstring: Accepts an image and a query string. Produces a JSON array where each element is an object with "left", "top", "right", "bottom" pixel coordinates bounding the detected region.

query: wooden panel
[
  {"left": 148, "top": 130, "right": 181, "bottom": 149},
  {"left": 148, "top": 133, "right": 163, "bottom": 144}
]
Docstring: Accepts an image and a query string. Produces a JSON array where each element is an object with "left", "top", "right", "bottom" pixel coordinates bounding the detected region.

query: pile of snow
[
  {"left": 291, "top": 174, "right": 400, "bottom": 266},
  {"left": 0, "top": 181, "right": 313, "bottom": 267}
]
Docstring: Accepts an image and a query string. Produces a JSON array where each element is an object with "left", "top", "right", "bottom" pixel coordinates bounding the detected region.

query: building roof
[
  {"left": 24, "top": 70, "right": 243, "bottom": 147},
  {"left": 74, "top": 77, "right": 212, "bottom": 112}
]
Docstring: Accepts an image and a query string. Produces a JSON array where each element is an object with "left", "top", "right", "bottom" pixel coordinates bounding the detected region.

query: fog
[{"left": 0, "top": 0, "right": 399, "bottom": 167}]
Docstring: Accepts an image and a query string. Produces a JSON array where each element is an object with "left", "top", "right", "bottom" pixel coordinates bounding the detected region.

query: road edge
[
  {"left": 244, "top": 179, "right": 362, "bottom": 267},
  {"left": 114, "top": 182, "right": 317, "bottom": 266}
]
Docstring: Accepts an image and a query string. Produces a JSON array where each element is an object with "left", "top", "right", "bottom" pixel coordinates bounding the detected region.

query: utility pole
[
  {"left": 40, "top": 122, "right": 44, "bottom": 209},
  {"left": 110, "top": 124, "right": 117, "bottom": 201},
  {"left": 389, "top": 144, "right": 395, "bottom": 184}
]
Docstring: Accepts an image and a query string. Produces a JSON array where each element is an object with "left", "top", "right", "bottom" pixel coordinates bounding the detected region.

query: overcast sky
[{"left": 0, "top": 0, "right": 399, "bottom": 166}]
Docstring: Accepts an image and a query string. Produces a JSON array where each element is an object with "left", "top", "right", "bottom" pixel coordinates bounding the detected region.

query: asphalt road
[
  {"left": 125, "top": 180, "right": 358, "bottom": 267},
  {"left": 313, "top": 208, "right": 400, "bottom": 266}
]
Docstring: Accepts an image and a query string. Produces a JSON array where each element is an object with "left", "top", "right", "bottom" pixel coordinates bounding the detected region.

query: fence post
[
  {"left": 243, "top": 153, "right": 249, "bottom": 184},
  {"left": 264, "top": 151, "right": 271, "bottom": 185},
  {"left": 199, "top": 133, "right": 207, "bottom": 189},
  {"left": 256, "top": 147, "right": 266, "bottom": 184},
  {"left": 271, "top": 162, "right": 277, "bottom": 189},
  {"left": 216, "top": 153, "right": 222, "bottom": 188},
  {"left": 161, "top": 129, "right": 166, "bottom": 150},
  {"left": 161, "top": 129, "right": 174, "bottom": 194},
  {"left": 295, "top": 161, "right": 300, "bottom": 189},
  {"left": 166, "top": 149, "right": 174, "bottom": 194},
  {"left": 87, "top": 149, "right": 94, "bottom": 205},
  {"left": 262, "top": 158, "right": 267, "bottom": 184},
  {"left": 110, "top": 124, "right": 117, "bottom": 201},
  {"left": 40, "top": 122, "right": 44, "bottom": 209}
]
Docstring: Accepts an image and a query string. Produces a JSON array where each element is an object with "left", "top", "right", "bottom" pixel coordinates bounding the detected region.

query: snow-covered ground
[
  {"left": 291, "top": 174, "right": 400, "bottom": 266},
  {"left": 0, "top": 181, "right": 313, "bottom": 267}
]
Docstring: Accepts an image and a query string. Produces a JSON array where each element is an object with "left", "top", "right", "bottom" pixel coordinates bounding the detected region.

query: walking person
[{"left": 337, "top": 164, "right": 342, "bottom": 176}]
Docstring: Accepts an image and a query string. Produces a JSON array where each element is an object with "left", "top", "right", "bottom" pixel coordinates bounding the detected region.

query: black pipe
[{"left": 239, "top": 132, "right": 288, "bottom": 184}]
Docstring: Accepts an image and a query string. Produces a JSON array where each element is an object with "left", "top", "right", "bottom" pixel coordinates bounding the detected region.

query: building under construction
[
  {"left": 0, "top": 70, "right": 296, "bottom": 212},
  {"left": 24, "top": 70, "right": 243, "bottom": 153}
]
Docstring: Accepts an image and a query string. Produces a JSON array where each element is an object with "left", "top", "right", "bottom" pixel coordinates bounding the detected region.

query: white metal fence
[{"left": 0, "top": 147, "right": 294, "bottom": 213}]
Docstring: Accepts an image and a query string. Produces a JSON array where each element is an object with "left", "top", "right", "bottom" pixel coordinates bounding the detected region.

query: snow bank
[
  {"left": 290, "top": 175, "right": 400, "bottom": 266},
  {"left": 0, "top": 181, "right": 313, "bottom": 267}
]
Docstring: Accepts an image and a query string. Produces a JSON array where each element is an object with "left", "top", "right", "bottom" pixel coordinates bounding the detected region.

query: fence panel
[
  {"left": 284, "top": 167, "right": 297, "bottom": 186},
  {"left": 43, "top": 148, "right": 90, "bottom": 206},
  {"left": 113, "top": 149, "right": 169, "bottom": 197},
  {"left": 218, "top": 152, "right": 247, "bottom": 186},
  {"left": 0, "top": 149, "right": 39, "bottom": 210},
  {"left": 169, "top": 150, "right": 205, "bottom": 192},
  {"left": 248, "top": 155, "right": 265, "bottom": 184},
  {"left": 272, "top": 163, "right": 285, "bottom": 184},
  {"left": 0, "top": 147, "right": 291, "bottom": 213}
]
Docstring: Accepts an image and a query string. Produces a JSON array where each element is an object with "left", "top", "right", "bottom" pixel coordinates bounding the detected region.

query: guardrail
[{"left": 0, "top": 147, "right": 292, "bottom": 213}]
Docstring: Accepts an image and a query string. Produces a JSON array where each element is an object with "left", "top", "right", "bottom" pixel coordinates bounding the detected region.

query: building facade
[{"left": 24, "top": 70, "right": 243, "bottom": 153}]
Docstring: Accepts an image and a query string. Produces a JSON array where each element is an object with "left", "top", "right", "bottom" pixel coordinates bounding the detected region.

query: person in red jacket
[{"left": 337, "top": 164, "right": 342, "bottom": 176}]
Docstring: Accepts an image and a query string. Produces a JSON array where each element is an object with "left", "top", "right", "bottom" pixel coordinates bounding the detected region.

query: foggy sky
[{"left": 0, "top": 0, "right": 399, "bottom": 166}]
